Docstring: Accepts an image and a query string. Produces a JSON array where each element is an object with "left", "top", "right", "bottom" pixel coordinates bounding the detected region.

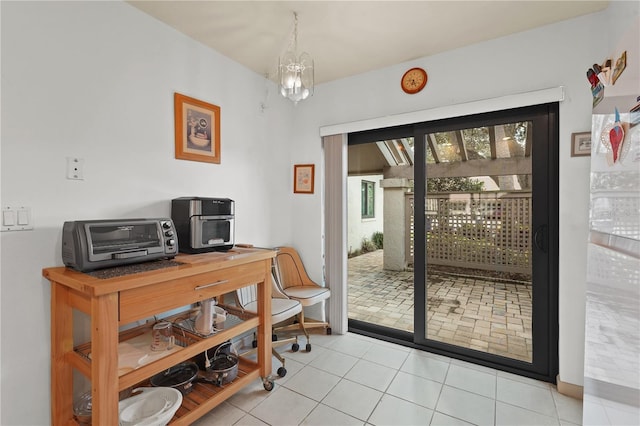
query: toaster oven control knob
[
  {"left": 167, "top": 239, "right": 176, "bottom": 247},
  {"left": 164, "top": 230, "right": 174, "bottom": 237},
  {"left": 162, "top": 221, "right": 172, "bottom": 229}
]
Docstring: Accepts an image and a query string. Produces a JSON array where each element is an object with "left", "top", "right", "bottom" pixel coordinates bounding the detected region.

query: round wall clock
[{"left": 401, "top": 67, "right": 428, "bottom": 94}]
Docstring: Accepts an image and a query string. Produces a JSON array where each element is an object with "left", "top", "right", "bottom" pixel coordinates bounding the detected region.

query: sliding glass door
[{"left": 348, "top": 104, "right": 558, "bottom": 381}]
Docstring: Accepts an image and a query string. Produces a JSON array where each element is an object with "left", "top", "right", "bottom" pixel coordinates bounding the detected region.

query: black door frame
[{"left": 348, "top": 103, "right": 559, "bottom": 383}]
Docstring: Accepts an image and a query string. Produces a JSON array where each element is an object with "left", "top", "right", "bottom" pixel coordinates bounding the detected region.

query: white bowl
[{"left": 119, "top": 387, "right": 182, "bottom": 426}]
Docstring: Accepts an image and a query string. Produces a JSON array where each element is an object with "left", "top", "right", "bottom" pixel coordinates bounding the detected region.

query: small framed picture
[
  {"left": 294, "top": 164, "right": 315, "bottom": 194},
  {"left": 571, "top": 132, "right": 592, "bottom": 157},
  {"left": 174, "top": 92, "right": 221, "bottom": 164}
]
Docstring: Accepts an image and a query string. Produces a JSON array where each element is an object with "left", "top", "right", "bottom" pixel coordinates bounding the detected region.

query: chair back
[
  {"left": 235, "top": 284, "right": 258, "bottom": 310},
  {"left": 274, "top": 246, "right": 317, "bottom": 290}
]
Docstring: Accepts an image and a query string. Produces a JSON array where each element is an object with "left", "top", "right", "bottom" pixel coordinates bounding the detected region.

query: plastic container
[{"left": 118, "top": 387, "right": 182, "bottom": 426}]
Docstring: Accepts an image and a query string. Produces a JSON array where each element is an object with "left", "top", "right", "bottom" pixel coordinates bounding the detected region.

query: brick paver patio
[{"left": 347, "top": 249, "right": 532, "bottom": 362}]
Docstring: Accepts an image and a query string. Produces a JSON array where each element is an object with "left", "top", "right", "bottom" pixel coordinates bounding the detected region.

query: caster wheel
[
  {"left": 326, "top": 327, "right": 332, "bottom": 335},
  {"left": 263, "top": 380, "right": 274, "bottom": 391},
  {"left": 306, "top": 343, "right": 312, "bottom": 352},
  {"left": 277, "top": 367, "right": 287, "bottom": 377},
  {"left": 292, "top": 343, "right": 300, "bottom": 352},
  {"left": 252, "top": 340, "right": 258, "bottom": 348}
]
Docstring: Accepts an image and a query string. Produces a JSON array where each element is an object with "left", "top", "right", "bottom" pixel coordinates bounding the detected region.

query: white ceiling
[{"left": 128, "top": 1, "right": 609, "bottom": 84}]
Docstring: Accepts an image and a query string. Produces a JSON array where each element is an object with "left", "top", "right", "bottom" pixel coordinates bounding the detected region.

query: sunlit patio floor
[{"left": 347, "top": 249, "right": 533, "bottom": 362}]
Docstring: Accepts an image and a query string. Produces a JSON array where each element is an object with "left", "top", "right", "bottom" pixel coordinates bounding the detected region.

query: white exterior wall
[
  {"left": 2, "top": 2, "right": 638, "bottom": 424},
  {"left": 346, "top": 175, "right": 384, "bottom": 254}
]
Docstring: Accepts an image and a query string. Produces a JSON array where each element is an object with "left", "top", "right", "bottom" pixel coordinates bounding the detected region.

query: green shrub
[
  {"left": 372, "top": 231, "right": 384, "bottom": 249},
  {"left": 360, "top": 238, "right": 377, "bottom": 253}
]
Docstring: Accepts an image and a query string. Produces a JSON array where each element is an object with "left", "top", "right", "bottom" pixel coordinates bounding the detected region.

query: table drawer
[{"left": 119, "top": 262, "right": 266, "bottom": 324}]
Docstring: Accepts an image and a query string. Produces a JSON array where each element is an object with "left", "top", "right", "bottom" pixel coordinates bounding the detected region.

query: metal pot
[
  {"left": 150, "top": 362, "right": 199, "bottom": 395},
  {"left": 203, "top": 342, "right": 238, "bottom": 386}
]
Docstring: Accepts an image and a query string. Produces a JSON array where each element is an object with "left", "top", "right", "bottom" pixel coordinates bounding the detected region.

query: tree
[{"left": 427, "top": 177, "right": 484, "bottom": 192}]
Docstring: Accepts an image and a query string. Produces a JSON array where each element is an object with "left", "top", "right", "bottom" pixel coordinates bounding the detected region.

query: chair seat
[
  {"left": 244, "top": 298, "right": 302, "bottom": 324},
  {"left": 283, "top": 286, "right": 330, "bottom": 307}
]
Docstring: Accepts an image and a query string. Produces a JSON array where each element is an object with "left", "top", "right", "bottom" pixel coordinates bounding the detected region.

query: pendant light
[{"left": 278, "top": 12, "right": 314, "bottom": 104}]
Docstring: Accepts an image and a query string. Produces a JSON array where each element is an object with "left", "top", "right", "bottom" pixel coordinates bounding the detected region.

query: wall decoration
[
  {"left": 174, "top": 93, "right": 221, "bottom": 163},
  {"left": 294, "top": 164, "right": 315, "bottom": 194},
  {"left": 571, "top": 131, "right": 592, "bottom": 157},
  {"left": 611, "top": 51, "right": 627, "bottom": 85}
]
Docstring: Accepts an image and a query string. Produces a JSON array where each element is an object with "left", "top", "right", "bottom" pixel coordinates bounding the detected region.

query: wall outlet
[{"left": 66, "top": 157, "right": 85, "bottom": 180}]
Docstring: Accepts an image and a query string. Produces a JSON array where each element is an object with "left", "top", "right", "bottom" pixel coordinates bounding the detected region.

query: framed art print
[
  {"left": 294, "top": 164, "right": 315, "bottom": 194},
  {"left": 571, "top": 131, "right": 591, "bottom": 157},
  {"left": 174, "top": 92, "right": 221, "bottom": 163}
]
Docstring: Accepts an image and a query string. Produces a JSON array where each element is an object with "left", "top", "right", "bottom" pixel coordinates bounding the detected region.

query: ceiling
[{"left": 128, "top": 1, "right": 608, "bottom": 85}]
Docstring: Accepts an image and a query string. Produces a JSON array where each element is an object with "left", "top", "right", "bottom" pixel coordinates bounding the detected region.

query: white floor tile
[
  {"left": 401, "top": 352, "right": 450, "bottom": 383},
  {"left": 284, "top": 365, "right": 341, "bottom": 401},
  {"left": 321, "top": 379, "right": 383, "bottom": 421},
  {"left": 362, "top": 342, "right": 410, "bottom": 369},
  {"left": 495, "top": 401, "right": 560, "bottom": 425},
  {"left": 497, "top": 376, "right": 557, "bottom": 418},
  {"left": 444, "top": 363, "right": 497, "bottom": 398},
  {"left": 226, "top": 378, "right": 273, "bottom": 412},
  {"left": 301, "top": 403, "right": 365, "bottom": 426},
  {"left": 203, "top": 333, "right": 583, "bottom": 426},
  {"left": 551, "top": 388, "right": 583, "bottom": 425},
  {"left": 368, "top": 394, "right": 434, "bottom": 426},
  {"left": 429, "top": 412, "right": 475, "bottom": 425},
  {"left": 249, "top": 386, "right": 318, "bottom": 425},
  {"left": 436, "top": 385, "right": 495, "bottom": 425},
  {"left": 309, "top": 348, "right": 359, "bottom": 377},
  {"left": 497, "top": 370, "right": 552, "bottom": 389},
  {"left": 190, "top": 401, "right": 245, "bottom": 426},
  {"left": 234, "top": 414, "right": 269, "bottom": 426},
  {"left": 344, "top": 359, "right": 397, "bottom": 392},
  {"left": 328, "top": 334, "right": 375, "bottom": 358},
  {"left": 386, "top": 371, "right": 442, "bottom": 409},
  {"left": 282, "top": 343, "right": 330, "bottom": 365}
]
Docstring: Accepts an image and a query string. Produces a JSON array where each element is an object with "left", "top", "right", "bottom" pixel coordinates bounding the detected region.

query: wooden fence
[{"left": 405, "top": 192, "right": 532, "bottom": 275}]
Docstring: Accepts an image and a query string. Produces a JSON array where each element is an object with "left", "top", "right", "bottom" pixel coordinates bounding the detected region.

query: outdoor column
[{"left": 380, "top": 178, "right": 411, "bottom": 271}]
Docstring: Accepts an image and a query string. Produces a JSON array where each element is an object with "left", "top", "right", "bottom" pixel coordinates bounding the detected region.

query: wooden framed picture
[
  {"left": 571, "top": 132, "right": 591, "bottom": 157},
  {"left": 174, "top": 92, "right": 221, "bottom": 163},
  {"left": 294, "top": 164, "right": 315, "bottom": 194}
]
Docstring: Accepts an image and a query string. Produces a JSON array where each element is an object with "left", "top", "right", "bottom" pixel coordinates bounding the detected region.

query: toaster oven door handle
[
  {"left": 194, "top": 280, "right": 229, "bottom": 290},
  {"left": 112, "top": 250, "right": 148, "bottom": 259}
]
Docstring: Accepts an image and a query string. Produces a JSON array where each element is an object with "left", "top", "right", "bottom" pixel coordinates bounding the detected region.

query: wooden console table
[{"left": 43, "top": 247, "right": 274, "bottom": 425}]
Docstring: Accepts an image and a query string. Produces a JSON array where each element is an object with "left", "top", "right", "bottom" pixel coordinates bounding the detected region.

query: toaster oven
[
  {"left": 171, "top": 197, "right": 235, "bottom": 253},
  {"left": 62, "top": 218, "right": 178, "bottom": 271}
]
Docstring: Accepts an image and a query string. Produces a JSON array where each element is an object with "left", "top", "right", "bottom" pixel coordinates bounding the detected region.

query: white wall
[
  {"left": 288, "top": 1, "right": 637, "bottom": 389},
  {"left": 347, "top": 175, "right": 384, "bottom": 254},
  {"left": 2, "top": 2, "right": 638, "bottom": 424},
  {"left": 0, "top": 2, "right": 294, "bottom": 425}
]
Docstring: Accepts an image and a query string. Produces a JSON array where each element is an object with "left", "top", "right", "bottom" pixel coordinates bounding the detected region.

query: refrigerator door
[{"left": 583, "top": 238, "right": 639, "bottom": 425}]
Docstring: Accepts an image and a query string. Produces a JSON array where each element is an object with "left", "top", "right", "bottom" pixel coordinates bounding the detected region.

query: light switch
[
  {"left": 3, "top": 210, "right": 15, "bottom": 226},
  {"left": 1, "top": 206, "right": 33, "bottom": 231},
  {"left": 17, "top": 209, "right": 29, "bottom": 225}
]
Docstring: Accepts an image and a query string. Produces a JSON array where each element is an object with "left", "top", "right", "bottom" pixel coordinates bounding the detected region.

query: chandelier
[{"left": 278, "top": 12, "right": 314, "bottom": 104}]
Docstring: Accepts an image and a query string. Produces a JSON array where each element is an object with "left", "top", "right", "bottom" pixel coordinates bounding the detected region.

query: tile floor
[{"left": 192, "top": 332, "right": 582, "bottom": 426}]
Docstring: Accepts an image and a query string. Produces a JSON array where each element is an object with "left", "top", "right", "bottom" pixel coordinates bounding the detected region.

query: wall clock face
[{"left": 401, "top": 67, "right": 428, "bottom": 94}]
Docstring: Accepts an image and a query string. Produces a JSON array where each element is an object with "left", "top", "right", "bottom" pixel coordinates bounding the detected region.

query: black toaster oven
[{"left": 62, "top": 218, "right": 178, "bottom": 271}]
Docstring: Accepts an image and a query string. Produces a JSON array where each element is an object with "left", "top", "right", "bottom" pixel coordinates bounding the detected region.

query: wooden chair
[{"left": 273, "top": 246, "right": 331, "bottom": 352}]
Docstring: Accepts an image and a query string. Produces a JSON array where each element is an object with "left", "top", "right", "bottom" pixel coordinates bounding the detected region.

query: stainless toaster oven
[
  {"left": 171, "top": 197, "right": 235, "bottom": 253},
  {"left": 62, "top": 218, "right": 178, "bottom": 271}
]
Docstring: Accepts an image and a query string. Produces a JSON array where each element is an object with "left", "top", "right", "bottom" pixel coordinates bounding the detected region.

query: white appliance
[{"left": 582, "top": 18, "right": 640, "bottom": 425}]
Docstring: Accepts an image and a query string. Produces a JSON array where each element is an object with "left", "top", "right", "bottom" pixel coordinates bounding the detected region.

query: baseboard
[{"left": 556, "top": 375, "right": 584, "bottom": 400}]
